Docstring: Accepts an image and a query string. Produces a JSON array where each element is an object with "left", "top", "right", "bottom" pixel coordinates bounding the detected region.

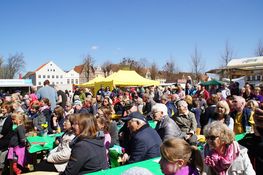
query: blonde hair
[
  {"left": 12, "top": 112, "right": 26, "bottom": 125},
  {"left": 203, "top": 121, "right": 235, "bottom": 144},
  {"left": 216, "top": 100, "right": 230, "bottom": 115},
  {"left": 160, "top": 138, "right": 203, "bottom": 173},
  {"left": 184, "top": 95, "right": 193, "bottom": 105},
  {"left": 247, "top": 100, "right": 259, "bottom": 111}
]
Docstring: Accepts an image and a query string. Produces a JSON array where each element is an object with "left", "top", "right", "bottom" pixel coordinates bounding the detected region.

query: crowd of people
[{"left": 0, "top": 79, "right": 262, "bottom": 175}]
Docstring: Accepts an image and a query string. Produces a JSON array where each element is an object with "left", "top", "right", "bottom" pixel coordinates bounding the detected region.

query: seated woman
[
  {"left": 159, "top": 138, "right": 203, "bottom": 175},
  {"left": 50, "top": 106, "right": 66, "bottom": 133},
  {"left": 203, "top": 121, "right": 255, "bottom": 175},
  {"left": 61, "top": 113, "right": 108, "bottom": 175},
  {"left": 35, "top": 115, "right": 75, "bottom": 172},
  {"left": 208, "top": 100, "right": 234, "bottom": 130}
]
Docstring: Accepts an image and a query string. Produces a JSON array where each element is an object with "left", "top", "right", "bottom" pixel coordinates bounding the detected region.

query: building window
[
  {"left": 56, "top": 75, "right": 59, "bottom": 79},
  {"left": 38, "top": 75, "right": 41, "bottom": 78},
  {"left": 71, "top": 79, "right": 74, "bottom": 84},
  {"left": 38, "top": 82, "right": 41, "bottom": 85},
  {"left": 52, "top": 75, "right": 55, "bottom": 78},
  {"left": 257, "top": 75, "right": 261, "bottom": 81},
  {"left": 53, "top": 69, "right": 55, "bottom": 72},
  {"left": 43, "top": 75, "right": 46, "bottom": 78},
  {"left": 252, "top": 76, "right": 256, "bottom": 81},
  {"left": 50, "top": 64, "right": 52, "bottom": 66},
  {"left": 52, "top": 82, "right": 55, "bottom": 85},
  {"left": 47, "top": 75, "right": 50, "bottom": 78},
  {"left": 67, "top": 79, "right": 70, "bottom": 84},
  {"left": 61, "top": 82, "right": 63, "bottom": 84},
  {"left": 60, "top": 75, "right": 63, "bottom": 78},
  {"left": 75, "top": 79, "right": 78, "bottom": 84},
  {"left": 56, "top": 82, "right": 59, "bottom": 84},
  {"left": 47, "top": 69, "right": 49, "bottom": 71}
]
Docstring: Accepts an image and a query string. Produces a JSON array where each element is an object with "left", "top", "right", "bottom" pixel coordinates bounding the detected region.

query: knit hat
[{"left": 74, "top": 100, "right": 82, "bottom": 106}]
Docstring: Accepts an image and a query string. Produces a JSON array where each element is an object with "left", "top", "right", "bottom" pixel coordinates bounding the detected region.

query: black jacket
[
  {"left": 0, "top": 115, "right": 14, "bottom": 151},
  {"left": 61, "top": 136, "right": 108, "bottom": 175}
]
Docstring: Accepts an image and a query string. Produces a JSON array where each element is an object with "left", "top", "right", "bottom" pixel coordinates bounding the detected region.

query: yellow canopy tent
[
  {"left": 94, "top": 70, "right": 160, "bottom": 93},
  {"left": 78, "top": 75, "right": 105, "bottom": 87}
]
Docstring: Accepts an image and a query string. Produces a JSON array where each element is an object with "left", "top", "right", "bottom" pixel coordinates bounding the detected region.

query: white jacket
[
  {"left": 203, "top": 141, "right": 255, "bottom": 175},
  {"left": 47, "top": 131, "right": 75, "bottom": 172}
]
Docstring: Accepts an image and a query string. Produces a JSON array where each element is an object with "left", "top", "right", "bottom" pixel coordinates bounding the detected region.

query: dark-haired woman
[{"left": 61, "top": 113, "right": 108, "bottom": 175}]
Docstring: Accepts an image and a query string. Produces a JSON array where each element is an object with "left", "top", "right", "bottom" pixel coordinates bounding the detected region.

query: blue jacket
[
  {"left": 230, "top": 107, "right": 252, "bottom": 132},
  {"left": 128, "top": 124, "right": 162, "bottom": 164}
]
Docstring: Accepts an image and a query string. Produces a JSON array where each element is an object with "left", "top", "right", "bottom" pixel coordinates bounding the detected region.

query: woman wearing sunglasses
[{"left": 203, "top": 121, "right": 255, "bottom": 175}]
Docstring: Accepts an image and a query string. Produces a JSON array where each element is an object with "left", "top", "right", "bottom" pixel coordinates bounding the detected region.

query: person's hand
[{"left": 121, "top": 153, "right": 130, "bottom": 163}]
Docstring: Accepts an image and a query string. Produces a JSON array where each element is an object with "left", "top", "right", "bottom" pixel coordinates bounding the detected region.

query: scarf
[{"left": 204, "top": 141, "right": 240, "bottom": 175}]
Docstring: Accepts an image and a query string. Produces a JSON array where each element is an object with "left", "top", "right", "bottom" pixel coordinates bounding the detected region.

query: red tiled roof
[
  {"left": 23, "top": 71, "right": 35, "bottom": 78},
  {"left": 35, "top": 63, "right": 47, "bottom": 72},
  {"left": 74, "top": 64, "right": 84, "bottom": 74}
]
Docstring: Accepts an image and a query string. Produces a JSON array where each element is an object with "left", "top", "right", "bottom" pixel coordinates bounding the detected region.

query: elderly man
[
  {"left": 230, "top": 95, "right": 254, "bottom": 134},
  {"left": 152, "top": 103, "right": 184, "bottom": 141},
  {"left": 160, "top": 95, "right": 177, "bottom": 118},
  {"left": 172, "top": 100, "right": 197, "bottom": 145},
  {"left": 121, "top": 112, "right": 161, "bottom": 164}
]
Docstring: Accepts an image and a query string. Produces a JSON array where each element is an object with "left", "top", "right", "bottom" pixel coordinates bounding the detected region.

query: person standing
[
  {"left": 37, "top": 80, "right": 58, "bottom": 111},
  {"left": 55, "top": 86, "right": 68, "bottom": 109}
]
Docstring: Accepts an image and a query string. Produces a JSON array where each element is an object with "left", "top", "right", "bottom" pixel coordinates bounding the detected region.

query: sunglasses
[{"left": 205, "top": 135, "right": 219, "bottom": 141}]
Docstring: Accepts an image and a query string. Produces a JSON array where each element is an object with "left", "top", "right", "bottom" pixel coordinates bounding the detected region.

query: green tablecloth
[
  {"left": 235, "top": 133, "right": 246, "bottom": 141},
  {"left": 88, "top": 157, "right": 163, "bottom": 175},
  {"left": 27, "top": 133, "right": 63, "bottom": 153}
]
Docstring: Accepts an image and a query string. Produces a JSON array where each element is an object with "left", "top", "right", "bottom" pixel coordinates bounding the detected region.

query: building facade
[{"left": 24, "top": 61, "right": 79, "bottom": 91}]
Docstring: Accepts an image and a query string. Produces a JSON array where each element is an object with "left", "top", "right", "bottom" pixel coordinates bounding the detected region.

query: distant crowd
[{"left": 0, "top": 78, "right": 263, "bottom": 175}]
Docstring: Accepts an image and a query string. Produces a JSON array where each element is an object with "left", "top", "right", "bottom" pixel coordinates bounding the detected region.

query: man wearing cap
[
  {"left": 152, "top": 103, "right": 185, "bottom": 141},
  {"left": 121, "top": 112, "right": 161, "bottom": 164}
]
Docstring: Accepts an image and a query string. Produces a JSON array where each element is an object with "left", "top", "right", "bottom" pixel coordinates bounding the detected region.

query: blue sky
[{"left": 0, "top": 0, "right": 262, "bottom": 75}]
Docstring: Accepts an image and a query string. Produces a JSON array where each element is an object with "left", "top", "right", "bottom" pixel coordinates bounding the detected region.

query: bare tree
[
  {"left": 101, "top": 60, "right": 112, "bottom": 77},
  {"left": 191, "top": 46, "right": 205, "bottom": 81},
  {"left": 255, "top": 39, "right": 263, "bottom": 56},
  {"left": 0, "top": 53, "right": 25, "bottom": 79},
  {"left": 149, "top": 62, "right": 158, "bottom": 80},
  {"left": 163, "top": 57, "right": 176, "bottom": 82},
  {"left": 118, "top": 57, "right": 147, "bottom": 76},
  {"left": 0, "top": 56, "right": 3, "bottom": 78},
  {"left": 82, "top": 54, "right": 95, "bottom": 81},
  {"left": 221, "top": 40, "right": 234, "bottom": 67}
]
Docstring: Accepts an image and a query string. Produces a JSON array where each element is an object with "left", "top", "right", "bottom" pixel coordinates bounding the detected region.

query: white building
[{"left": 24, "top": 61, "right": 79, "bottom": 91}]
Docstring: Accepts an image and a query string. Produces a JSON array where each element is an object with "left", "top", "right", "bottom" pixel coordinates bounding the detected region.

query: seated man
[
  {"left": 152, "top": 103, "right": 184, "bottom": 141},
  {"left": 172, "top": 100, "right": 197, "bottom": 145},
  {"left": 121, "top": 112, "right": 161, "bottom": 164}
]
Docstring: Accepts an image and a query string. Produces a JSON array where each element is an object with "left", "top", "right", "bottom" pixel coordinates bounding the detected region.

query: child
[
  {"left": 7, "top": 112, "right": 27, "bottom": 175},
  {"left": 159, "top": 138, "right": 203, "bottom": 175},
  {"left": 31, "top": 101, "right": 46, "bottom": 133},
  {"left": 96, "top": 115, "right": 111, "bottom": 162}
]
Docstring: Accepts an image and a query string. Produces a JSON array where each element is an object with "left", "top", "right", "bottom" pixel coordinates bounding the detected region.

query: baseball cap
[{"left": 122, "top": 112, "right": 147, "bottom": 123}]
